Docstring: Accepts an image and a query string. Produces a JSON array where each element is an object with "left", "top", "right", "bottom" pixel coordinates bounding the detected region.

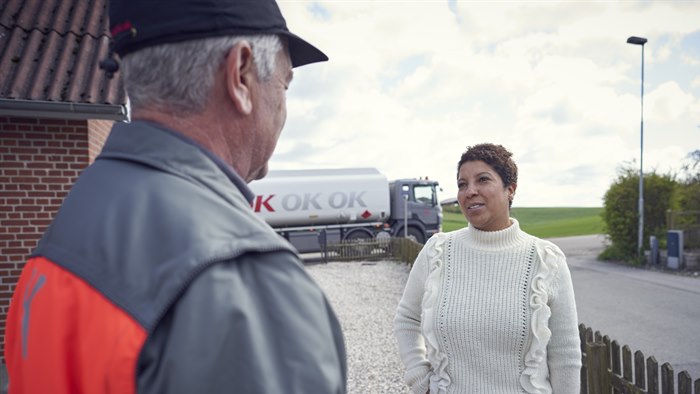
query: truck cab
[{"left": 388, "top": 179, "right": 442, "bottom": 244}]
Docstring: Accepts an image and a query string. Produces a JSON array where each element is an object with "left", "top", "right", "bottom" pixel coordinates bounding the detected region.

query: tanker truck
[{"left": 249, "top": 168, "right": 442, "bottom": 253}]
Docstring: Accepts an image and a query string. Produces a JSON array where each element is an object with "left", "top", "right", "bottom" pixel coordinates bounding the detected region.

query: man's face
[{"left": 249, "top": 48, "right": 294, "bottom": 181}]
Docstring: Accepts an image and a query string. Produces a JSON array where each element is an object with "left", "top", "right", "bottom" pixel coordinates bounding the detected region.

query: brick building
[{"left": 0, "top": 0, "right": 127, "bottom": 381}]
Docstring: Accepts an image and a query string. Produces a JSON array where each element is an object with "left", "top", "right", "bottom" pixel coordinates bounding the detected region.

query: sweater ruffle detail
[
  {"left": 519, "top": 243, "right": 559, "bottom": 394},
  {"left": 420, "top": 232, "right": 451, "bottom": 394}
]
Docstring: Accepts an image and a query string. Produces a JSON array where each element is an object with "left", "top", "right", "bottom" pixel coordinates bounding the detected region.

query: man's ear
[{"left": 225, "top": 41, "right": 255, "bottom": 115}]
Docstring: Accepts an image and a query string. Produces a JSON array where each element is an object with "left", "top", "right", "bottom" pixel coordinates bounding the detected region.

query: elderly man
[{"left": 4, "top": 1, "right": 346, "bottom": 393}]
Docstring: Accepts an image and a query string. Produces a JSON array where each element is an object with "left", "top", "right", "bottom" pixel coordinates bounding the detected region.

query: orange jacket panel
[{"left": 5, "top": 257, "right": 147, "bottom": 394}]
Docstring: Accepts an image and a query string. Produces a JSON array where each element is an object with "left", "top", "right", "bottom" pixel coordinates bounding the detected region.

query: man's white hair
[{"left": 122, "top": 34, "right": 283, "bottom": 114}]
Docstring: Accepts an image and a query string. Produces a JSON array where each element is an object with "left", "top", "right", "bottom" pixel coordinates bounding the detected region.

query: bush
[
  {"left": 677, "top": 150, "right": 700, "bottom": 212},
  {"left": 676, "top": 182, "right": 700, "bottom": 212},
  {"left": 598, "top": 243, "right": 645, "bottom": 266},
  {"left": 601, "top": 165, "right": 676, "bottom": 263},
  {"left": 671, "top": 151, "right": 700, "bottom": 248}
]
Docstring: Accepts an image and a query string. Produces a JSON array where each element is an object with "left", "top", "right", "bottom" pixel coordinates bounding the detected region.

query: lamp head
[{"left": 627, "top": 36, "right": 648, "bottom": 46}]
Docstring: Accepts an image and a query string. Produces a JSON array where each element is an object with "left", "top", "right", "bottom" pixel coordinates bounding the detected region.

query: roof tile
[{"left": 0, "top": 0, "right": 126, "bottom": 106}]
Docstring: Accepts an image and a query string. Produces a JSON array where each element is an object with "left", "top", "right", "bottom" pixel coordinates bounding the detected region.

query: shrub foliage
[
  {"left": 678, "top": 149, "right": 700, "bottom": 212},
  {"left": 601, "top": 165, "right": 676, "bottom": 262}
]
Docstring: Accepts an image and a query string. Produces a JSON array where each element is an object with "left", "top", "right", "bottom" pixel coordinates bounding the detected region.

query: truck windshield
[{"left": 413, "top": 185, "right": 435, "bottom": 206}]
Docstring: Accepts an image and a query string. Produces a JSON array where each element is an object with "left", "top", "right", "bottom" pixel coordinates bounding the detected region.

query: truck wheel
[
  {"left": 375, "top": 231, "right": 392, "bottom": 251},
  {"left": 404, "top": 227, "right": 425, "bottom": 244}
]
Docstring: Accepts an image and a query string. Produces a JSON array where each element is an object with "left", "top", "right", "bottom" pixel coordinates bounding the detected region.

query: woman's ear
[{"left": 225, "top": 41, "right": 255, "bottom": 115}]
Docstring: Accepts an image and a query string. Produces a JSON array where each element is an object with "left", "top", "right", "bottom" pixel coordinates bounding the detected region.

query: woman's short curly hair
[{"left": 457, "top": 143, "right": 518, "bottom": 187}]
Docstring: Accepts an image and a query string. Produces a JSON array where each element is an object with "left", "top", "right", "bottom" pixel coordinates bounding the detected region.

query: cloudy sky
[{"left": 269, "top": 1, "right": 700, "bottom": 207}]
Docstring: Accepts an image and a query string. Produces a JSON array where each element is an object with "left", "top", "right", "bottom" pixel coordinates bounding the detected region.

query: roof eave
[{"left": 0, "top": 98, "right": 128, "bottom": 122}]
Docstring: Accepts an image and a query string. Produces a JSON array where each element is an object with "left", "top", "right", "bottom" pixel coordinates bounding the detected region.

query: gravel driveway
[{"left": 306, "top": 261, "right": 412, "bottom": 394}]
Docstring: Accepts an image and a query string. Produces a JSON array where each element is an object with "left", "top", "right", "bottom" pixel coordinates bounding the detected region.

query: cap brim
[{"left": 283, "top": 31, "right": 328, "bottom": 68}]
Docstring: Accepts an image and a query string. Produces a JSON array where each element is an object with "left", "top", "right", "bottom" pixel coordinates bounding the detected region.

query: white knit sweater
[{"left": 393, "top": 219, "right": 581, "bottom": 394}]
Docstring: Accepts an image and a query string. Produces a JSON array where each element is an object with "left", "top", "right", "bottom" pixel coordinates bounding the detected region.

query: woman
[{"left": 393, "top": 143, "right": 581, "bottom": 394}]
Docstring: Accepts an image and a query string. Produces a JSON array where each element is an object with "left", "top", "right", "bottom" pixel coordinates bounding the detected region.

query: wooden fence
[
  {"left": 580, "top": 323, "right": 699, "bottom": 394},
  {"left": 321, "top": 237, "right": 423, "bottom": 264}
]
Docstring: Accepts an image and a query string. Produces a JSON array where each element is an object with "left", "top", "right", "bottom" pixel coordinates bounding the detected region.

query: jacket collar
[{"left": 100, "top": 120, "right": 255, "bottom": 204}]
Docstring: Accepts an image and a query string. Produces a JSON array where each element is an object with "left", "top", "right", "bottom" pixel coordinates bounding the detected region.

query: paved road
[{"left": 548, "top": 235, "right": 700, "bottom": 381}]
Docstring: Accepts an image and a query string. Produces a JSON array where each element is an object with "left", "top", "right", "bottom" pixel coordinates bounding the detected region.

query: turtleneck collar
[{"left": 456, "top": 218, "right": 529, "bottom": 251}]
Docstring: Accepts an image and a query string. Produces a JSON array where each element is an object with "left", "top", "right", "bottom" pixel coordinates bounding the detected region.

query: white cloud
[
  {"left": 646, "top": 81, "right": 696, "bottom": 122},
  {"left": 692, "top": 77, "right": 700, "bottom": 89},
  {"left": 682, "top": 54, "right": 700, "bottom": 66}
]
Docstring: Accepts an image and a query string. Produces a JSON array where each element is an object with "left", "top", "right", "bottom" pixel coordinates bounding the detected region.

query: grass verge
[{"left": 441, "top": 207, "right": 604, "bottom": 239}]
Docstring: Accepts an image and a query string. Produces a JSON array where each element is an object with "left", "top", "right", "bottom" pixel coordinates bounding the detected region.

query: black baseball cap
[{"left": 108, "top": 0, "right": 328, "bottom": 68}]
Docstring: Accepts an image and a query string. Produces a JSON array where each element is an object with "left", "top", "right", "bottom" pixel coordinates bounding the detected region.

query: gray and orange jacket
[{"left": 4, "top": 121, "right": 347, "bottom": 393}]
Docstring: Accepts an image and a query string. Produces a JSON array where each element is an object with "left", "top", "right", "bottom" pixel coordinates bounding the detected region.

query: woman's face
[{"left": 457, "top": 160, "right": 516, "bottom": 232}]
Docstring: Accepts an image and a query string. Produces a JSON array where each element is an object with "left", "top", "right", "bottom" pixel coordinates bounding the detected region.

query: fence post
[
  {"left": 580, "top": 324, "right": 588, "bottom": 394},
  {"left": 611, "top": 340, "right": 621, "bottom": 394},
  {"left": 661, "top": 363, "right": 674, "bottom": 394},
  {"left": 634, "top": 350, "right": 646, "bottom": 390},
  {"left": 318, "top": 229, "right": 328, "bottom": 263},
  {"left": 677, "top": 372, "right": 691, "bottom": 394},
  {"left": 603, "top": 336, "right": 612, "bottom": 370},
  {"left": 586, "top": 341, "right": 611, "bottom": 394},
  {"left": 623, "top": 345, "right": 633, "bottom": 385},
  {"left": 647, "top": 356, "right": 659, "bottom": 394}
]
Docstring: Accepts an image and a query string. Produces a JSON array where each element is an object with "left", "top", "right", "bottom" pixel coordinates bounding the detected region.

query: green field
[{"left": 442, "top": 207, "right": 604, "bottom": 238}]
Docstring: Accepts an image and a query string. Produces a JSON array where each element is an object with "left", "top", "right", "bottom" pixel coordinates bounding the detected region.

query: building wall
[
  {"left": 88, "top": 119, "right": 113, "bottom": 163},
  {"left": 0, "top": 116, "right": 112, "bottom": 363}
]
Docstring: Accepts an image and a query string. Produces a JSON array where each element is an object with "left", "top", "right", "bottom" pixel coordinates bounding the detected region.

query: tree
[
  {"left": 676, "top": 181, "right": 700, "bottom": 213},
  {"left": 680, "top": 149, "right": 700, "bottom": 180},
  {"left": 600, "top": 164, "right": 677, "bottom": 263}
]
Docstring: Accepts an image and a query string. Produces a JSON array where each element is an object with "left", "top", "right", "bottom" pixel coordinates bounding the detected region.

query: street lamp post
[{"left": 627, "top": 35, "right": 647, "bottom": 256}]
